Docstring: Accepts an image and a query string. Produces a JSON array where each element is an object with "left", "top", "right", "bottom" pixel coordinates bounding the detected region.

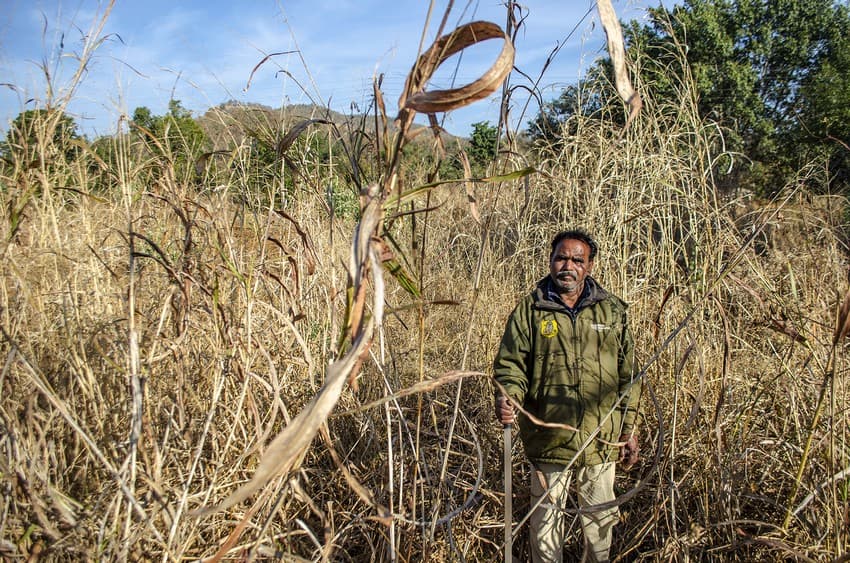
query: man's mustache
[{"left": 557, "top": 271, "right": 577, "bottom": 280}]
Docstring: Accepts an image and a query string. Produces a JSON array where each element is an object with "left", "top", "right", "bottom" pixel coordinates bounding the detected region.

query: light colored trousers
[{"left": 529, "top": 462, "right": 618, "bottom": 563}]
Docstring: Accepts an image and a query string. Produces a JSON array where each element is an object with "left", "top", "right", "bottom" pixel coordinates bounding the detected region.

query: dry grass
[{"left": 2, "top": 4, "right": 849, "bottom": 562}]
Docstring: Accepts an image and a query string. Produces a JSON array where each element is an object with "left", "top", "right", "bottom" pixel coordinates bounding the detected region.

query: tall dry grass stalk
[{"left": 1, "top": 2, "right": 849, "bottom": 562}]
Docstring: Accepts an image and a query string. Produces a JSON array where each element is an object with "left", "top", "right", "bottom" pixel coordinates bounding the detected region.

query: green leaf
[{"left": 382, "top": 258, "right": 420, "bottom": 298}]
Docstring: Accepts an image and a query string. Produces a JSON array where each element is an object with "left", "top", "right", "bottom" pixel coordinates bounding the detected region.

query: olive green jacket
[{"left": 493, "top": 276, "right": 640, "bottom": 467}]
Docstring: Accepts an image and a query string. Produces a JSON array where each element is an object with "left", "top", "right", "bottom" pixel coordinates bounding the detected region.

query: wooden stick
[{"left": 503, "top": 423, "right": 513, "bottom": 563}]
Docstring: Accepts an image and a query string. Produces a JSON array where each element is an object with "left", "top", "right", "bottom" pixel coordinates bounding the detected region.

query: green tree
[
  {"left": 526, "top": 65, "right": 613, "bottom": 145},
  {"left": 467, "top": 121, "right": 499, "bottom": 175},
  {"left": 131, "top": 106, "right": 156, "bottom": 133},
  {"left": 531, "top": 0, "right": 850, "bottom": 194},
  {"left": 131, "top": 99, "right": 208, "bottom": 181},
  {"left": 793, "top": 2, "right": 850, "bottom": 188},
  {"left": 132, "top": 100, "right": 207, "bottom": 151},
  {"left": 1, "top": 109, "right": 82, "bottom": 239},
  {"left": 2, "top": 108, "right": 81, "bottom": 165},
  {"left": 625, "top": 0, "right": 850, "bottom": 194}
]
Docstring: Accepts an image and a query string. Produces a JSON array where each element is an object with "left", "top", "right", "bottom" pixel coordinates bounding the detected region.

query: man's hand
[
  {"left": 619, "top": 433, "right": 639, "bottom": 469},
  {"left": 495, "top": 394, "right": 515, "bottom": 425}
]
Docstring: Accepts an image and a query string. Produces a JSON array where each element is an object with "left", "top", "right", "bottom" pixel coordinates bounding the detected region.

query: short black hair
[{"left": 550, "top": 229, "right": 598, "bottom": 261}]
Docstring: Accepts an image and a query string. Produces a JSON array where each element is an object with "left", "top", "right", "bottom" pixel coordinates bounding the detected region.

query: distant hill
[{"left": 196, "top": 101, "right": 463, "bottom": 150}]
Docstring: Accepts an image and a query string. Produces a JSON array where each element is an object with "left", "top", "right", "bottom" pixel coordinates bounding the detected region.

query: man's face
[{"left": 549, "top": 238, "right": 593, "bottom": 294}]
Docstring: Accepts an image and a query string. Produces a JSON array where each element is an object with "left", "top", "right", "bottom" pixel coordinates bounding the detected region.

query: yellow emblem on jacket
[{"left": 540, "top": 319, "right": 559, "bottom": 338}]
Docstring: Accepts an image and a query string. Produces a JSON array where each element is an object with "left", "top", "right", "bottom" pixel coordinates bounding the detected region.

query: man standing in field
[{"left": 494, "top": 229, "right": 641, "bottom": 562}]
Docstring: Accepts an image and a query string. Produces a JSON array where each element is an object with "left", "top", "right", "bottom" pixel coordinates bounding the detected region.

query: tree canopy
[
  {"left": 130, "top": 99, "right": 209, "bottom": 182},
  {"left": 132, "top": 99, "right": 208, "bottom": 158},
  {"left": 531, "top": 0, "right": 850, "bottom": 195},
  {"left": 1, "top": 109, "right": 81, "bottom": 165},
  {"left": 467, "top": 121, "right": 500, "bottom": 176}
]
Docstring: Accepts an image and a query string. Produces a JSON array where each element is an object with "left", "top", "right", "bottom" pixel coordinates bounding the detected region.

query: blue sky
[{"left": 0, "top": 1, "right": 665, "bottom": 139}]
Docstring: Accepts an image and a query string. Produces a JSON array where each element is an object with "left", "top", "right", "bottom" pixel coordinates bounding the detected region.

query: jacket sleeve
[
  {"left": 493, "top": 300, "right": 532, "bottom": 405},
  {"left": 619, "top": 310, "right": 641, "bottom": 434}
]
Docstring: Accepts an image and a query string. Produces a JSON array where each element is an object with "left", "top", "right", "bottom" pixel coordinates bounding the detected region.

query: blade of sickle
[{"left": 503, "top": 422, "right": 513, "bottom": 563}]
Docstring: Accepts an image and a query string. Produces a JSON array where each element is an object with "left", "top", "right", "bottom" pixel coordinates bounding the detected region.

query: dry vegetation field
[{"left": 2, "top": 7, "right": 849, "bottom": 563}]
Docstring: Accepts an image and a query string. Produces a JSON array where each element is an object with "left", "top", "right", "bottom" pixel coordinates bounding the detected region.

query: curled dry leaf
[
  {"left": 335, "top": 370, "right": 479, "bottom": 416},
  {"left": 398, "top": 21, "right": 515, "bottom": 119},
  {"left": 493, "top": 380, "right": 580, "bottom": 433},
  {"left": 244, "top": 51, "right": 297, "bottom": 91},
  {"left": 276, "top": 119, "right": 332, "bottom": 157}
]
